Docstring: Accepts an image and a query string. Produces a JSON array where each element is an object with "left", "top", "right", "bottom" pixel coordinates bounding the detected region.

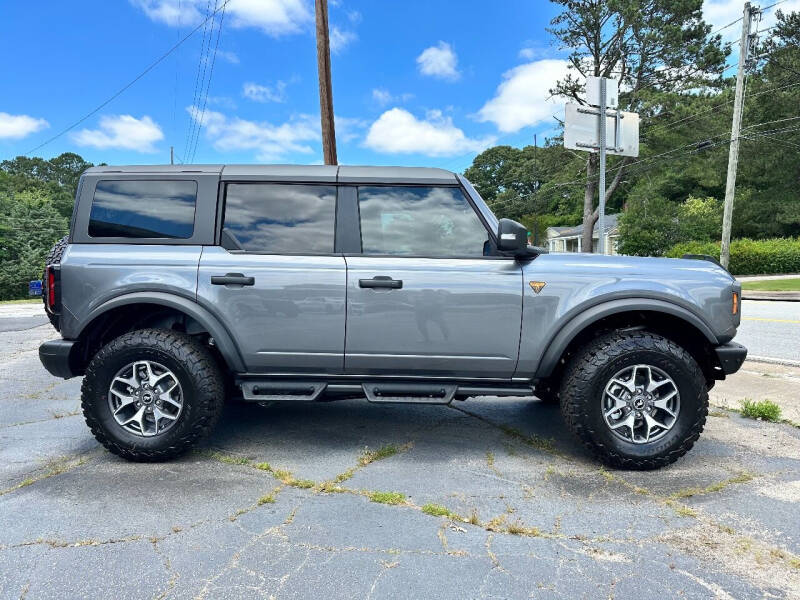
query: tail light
[{"left": 45, "top": 266, "right": 60, "bottom": 313}]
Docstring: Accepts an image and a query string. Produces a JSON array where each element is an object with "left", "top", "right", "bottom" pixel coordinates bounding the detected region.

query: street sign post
[{"left": 563, "top": 77, "right": 639, "bottom": 254}]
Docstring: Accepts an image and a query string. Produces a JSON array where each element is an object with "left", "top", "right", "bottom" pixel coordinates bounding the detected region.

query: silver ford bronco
[{"left": 38, "top": 165, "right": 746, "bottom": 468}]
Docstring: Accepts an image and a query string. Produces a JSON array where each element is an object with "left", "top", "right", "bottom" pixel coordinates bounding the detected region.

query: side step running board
[
  {"left": 363, "top": 383, "right": 457, "bottom": 404},
  {"left": 237, "top": 380, "right": 535, "bottom": 403},
  {"left": 241, "top": 381, "right": 326, "bottom": 402}
]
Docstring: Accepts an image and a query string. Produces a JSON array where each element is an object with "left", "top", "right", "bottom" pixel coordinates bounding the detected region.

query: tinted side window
[
  {"left": 358, "top": 186, "right": 489, "bottom": 256},
  {"left": 89, "top": 180, "right": 197, "bottom": 239},
  {"left": 223, "top": 183, "right": 336, "bottom": 253}
]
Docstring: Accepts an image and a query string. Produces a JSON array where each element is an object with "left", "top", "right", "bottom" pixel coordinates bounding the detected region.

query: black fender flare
[
  {"left": 75, "top": 291, "right": 246, "bottom": 372},
  {"left": 534, "top": 297, "right": 719, "bottom": 378}
]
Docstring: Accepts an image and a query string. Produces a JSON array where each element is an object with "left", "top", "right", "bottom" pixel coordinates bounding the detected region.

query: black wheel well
[
  {"left": 75, "top": 303, "right": 227, "bottom": 374},
  {"left": 543, "top": 311, "right": 720, "bottom": 391}
]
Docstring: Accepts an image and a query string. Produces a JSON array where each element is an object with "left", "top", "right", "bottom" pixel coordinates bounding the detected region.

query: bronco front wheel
[{"left": 559, "top": 331, "right": 707, "bottom": 470}]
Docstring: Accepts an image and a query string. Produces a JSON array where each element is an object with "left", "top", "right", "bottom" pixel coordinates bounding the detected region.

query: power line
[
  {"left": 190, "top": 0, "right": 228, "bottom": 164},
  {"left": 183, "top": 0, "right": 216, "bottom": 163},
  {"left": 24, "top": 0, "right": 231, "bottom": 156}
]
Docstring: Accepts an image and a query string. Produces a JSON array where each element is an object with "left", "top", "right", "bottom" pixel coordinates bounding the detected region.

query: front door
[
  {"left": 197, "top": 182, "right": 346, "bottom": 373},
  {"left": 344, "top": 185, "right": 523, "bottom": 378}
]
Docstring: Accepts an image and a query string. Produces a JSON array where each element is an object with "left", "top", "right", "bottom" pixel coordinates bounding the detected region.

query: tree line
[
  {"left": 0, "top": 153, "right": 93, "bottom": 300},
  {"left": 465, "top": 4, "right": 800, "bottom": 256}
]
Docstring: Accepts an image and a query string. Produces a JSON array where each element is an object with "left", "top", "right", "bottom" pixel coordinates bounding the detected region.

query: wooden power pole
[
  {"left": 721, "top": 2, "right": 757, "bottom": 269},
  {"left": 315, "top": 0, "right": 337, "bottom": 165}
]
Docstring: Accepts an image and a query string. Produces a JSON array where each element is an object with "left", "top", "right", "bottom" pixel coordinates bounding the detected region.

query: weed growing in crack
[
  {"left": 422, "top": 503, "right": 460, "bottom": 519},
  {"left": 367, "top": 491, "right": 406, "bottom": 505},
  {"left": 741, "top": 399, "right": 782, "bottom": 422}
]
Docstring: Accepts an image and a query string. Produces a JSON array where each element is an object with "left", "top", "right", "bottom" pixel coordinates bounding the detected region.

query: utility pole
[
  {"left": 170, "top": 146, "right": 174, "bottom": 165},
  {"left": 721, "top": 2, "right": 758, "bottom": 269},
  {"left": 315, "top": 0, "right": 337, "bottom": 165}
]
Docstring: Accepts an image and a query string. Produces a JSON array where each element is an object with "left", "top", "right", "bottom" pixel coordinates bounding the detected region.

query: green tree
[
  {"left": 0, "top": 189, "right": 68, "bottom": 300},
  {"left": 548, "top": 0, "right": 728, "bottom": 251}
]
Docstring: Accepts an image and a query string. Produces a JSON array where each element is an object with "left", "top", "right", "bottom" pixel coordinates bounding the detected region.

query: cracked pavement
[{"left": 1, "top": 320, "right": 800, "bottom": 599}]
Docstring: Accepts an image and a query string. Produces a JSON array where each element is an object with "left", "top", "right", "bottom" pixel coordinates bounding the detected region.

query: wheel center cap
[
  {"left": 141, "top": 391, "right": 154, "bottom": 405},
  {"left": 632, "top": 396, "right": 646, "bottom": 409}
]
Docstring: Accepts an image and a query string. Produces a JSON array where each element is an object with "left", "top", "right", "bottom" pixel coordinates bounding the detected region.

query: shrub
[
  {"left": 740, "top": 399, "right": 782, "bottom": 422},
  {"left": 666, "top": 238, "right": 800, "bottom": 275}
]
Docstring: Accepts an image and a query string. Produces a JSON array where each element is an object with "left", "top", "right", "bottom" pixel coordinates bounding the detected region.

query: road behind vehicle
[{"left": 39, "top": 165, "right": 746, "bottom": 469}]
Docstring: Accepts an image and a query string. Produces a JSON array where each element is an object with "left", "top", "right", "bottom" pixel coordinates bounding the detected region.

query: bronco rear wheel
[
  {"left": 559, "top": 330, "right": 707, "bottom": 470},
  {"left": 81, "top": 329, "right": 224, "bottom": 461}
]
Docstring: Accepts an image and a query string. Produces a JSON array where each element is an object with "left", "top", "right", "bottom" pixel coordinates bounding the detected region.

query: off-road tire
[
  {"left": 560, "top": 331, "right": 707, "bottom": 470},
  {"left": 42, "top": 235, "right": 68, "bottom": 329},
  {"left": 81, "top": 329, "right": 224, "bottom": 461}
]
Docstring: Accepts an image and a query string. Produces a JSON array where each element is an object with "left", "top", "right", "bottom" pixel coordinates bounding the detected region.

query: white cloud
[
  {"left": 216, "top": 50, "right": 239, "bottom": 64},
  {"left": 187, "top": 105, "right": 319, "bottom": 161},
  {"left": 364, "top": 108, "right": 494, "bottom": 157},
  {"left": 416, "top": 42, "right": 460, "bottom": 81},
  {"left": 243, "top": 81, "right": 287, "bottom": 103},
  {"left": 335, "top": 116, "right": 368, "bottom": 143},
  {"left": 72, "top": 115, "right": 164, "bottom": 152},
  {"left": 0, "top": 112, "right": 49, "bottom": 139},
  {"left": 371, "top": 88, "right": 413, "bottom": 107},
  {"left": 703, "top": 0, "right": 800, "bottom": 42},
  {"left": 131, "top": 0, "right": 312, "bottom": 36},
  {"left": 330, "top": 26, "right": 356, "bottom": 53},
  {"left": 477, "top": 59, "right": 570, "bottom": 133}
]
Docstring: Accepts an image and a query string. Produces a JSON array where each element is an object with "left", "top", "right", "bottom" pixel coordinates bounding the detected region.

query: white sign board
[
  {"left": 563, "top": 103, "right": 640, "bottom": 157},
  {"left": 586, "top": 77, "right": 619, "bottom": 108}
]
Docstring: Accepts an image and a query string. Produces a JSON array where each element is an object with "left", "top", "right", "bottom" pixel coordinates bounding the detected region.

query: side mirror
[
  {"left": 497, "top": 218, "right": 528, "bottom": 252},
  {"left": 497, "top": 218, "right": 548, "bottom": 257}
]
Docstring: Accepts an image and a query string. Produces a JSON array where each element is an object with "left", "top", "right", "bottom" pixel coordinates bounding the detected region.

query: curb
[
  {"left": 746, "top": 355, "right": 800, "bottom": 368},
  {"left": 741, "top": 291, "right": 800, "bottom": 302}
]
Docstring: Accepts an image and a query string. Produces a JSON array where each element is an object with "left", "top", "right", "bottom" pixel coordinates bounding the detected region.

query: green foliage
[
  {"left": 0, "top": 189, "right": 69, "bottom": 301},
  {"left": 740, "top": 399, "right": 782, "bottom": 422},
  {"left": 421, "top": 503, "right": 458, "bottom": 518},
  {"left": 0, "top": 153, "right": 91, "bottom": 300},
  {"left": 618, "top": 196, "right": 721, "bottom": 257},
  {"left": 464, "top": 143, "right": 583, "bottom": 221},
  {"left": 465, "top": 7, "right": 800, "bottom": 249},
  {"left": 666, "top": 238, "right": 800, "bottom": 275},
  {"left": 366, "top": 490, "right": 406, "bottom": 505}
]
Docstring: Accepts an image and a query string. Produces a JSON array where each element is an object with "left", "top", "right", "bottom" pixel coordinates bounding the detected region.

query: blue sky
[{"left": 0, "top": 0, "right": 789, "bottom": 171}]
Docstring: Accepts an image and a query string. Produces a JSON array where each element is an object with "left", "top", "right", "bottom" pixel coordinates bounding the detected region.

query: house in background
[{"left": 546, "top": 213, "right": 620, "bottom": 255}]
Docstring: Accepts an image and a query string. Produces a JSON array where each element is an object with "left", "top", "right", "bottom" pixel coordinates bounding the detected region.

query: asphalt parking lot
[{"left": 1, "top": 306, "right": 800, "bottom": 599}]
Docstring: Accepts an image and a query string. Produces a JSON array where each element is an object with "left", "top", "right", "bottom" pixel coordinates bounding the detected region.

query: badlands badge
[{"left": 529, "top": 281, "right": 546, "bottom": 294}]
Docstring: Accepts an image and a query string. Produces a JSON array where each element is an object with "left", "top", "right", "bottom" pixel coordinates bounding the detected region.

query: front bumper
[
  {"left": 39, "top": 339, "right": 80, "bottom": 379},
  {"left": 715, "top": 342, "right": 747, "bottom": 375}
]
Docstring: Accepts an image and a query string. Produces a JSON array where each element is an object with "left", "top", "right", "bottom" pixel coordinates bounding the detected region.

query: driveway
[{"left": 1, "top": 311, "right": 799, "bottom": 599}]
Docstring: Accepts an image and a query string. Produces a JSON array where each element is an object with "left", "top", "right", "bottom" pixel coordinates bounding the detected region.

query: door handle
[
  {"left": 359, "top": 276, "right": 402, "bottom": 289},
  {"left": 211, "top": 273, "right": 255, "bottom": 286}
]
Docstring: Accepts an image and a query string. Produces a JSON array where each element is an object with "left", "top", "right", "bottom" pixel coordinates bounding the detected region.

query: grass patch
[
  {"left": 0, "top": 298, "right": 40, "bottom": 305},
  {"left": 258, "top": 493, "right": 276, "bottom": 505},
  {"left": 358, "top": 443, "right": 411, "bottom": 467},
  {"left": 741, "top": 399, "right": 782, "bottom": 422},
  {"left": 422, "top": 503, "right": 458, "bottom": 518},
  {"left": 367, "top": 490, "right": 406, "bottom": 505},
  {"left": 741, "top": 278, "right": 800, "bottom": 291},
  {"left": 671, "top": 472, "right": 754, "bottom": 500}
]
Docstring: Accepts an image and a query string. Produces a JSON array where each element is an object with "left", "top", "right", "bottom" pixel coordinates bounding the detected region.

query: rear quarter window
[{"left": 88, "top": 180, "right": 197, "bottom": 239}]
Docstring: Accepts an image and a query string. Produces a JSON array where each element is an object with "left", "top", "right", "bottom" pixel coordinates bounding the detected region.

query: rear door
[
  {"left": 344, "top": 185, "right": 523, "bottom": 378},
  {"left": 197, "top": 182, "right": 346, "bottom": 373}
]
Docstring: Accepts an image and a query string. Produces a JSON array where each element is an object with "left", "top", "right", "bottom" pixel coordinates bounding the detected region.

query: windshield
[{"left": 457, "top": 174, "right": 499, "bottom": 234}]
